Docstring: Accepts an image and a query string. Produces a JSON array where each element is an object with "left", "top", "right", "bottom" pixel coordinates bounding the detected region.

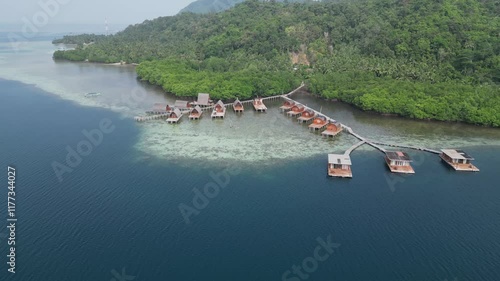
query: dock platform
[
  {"left": 253, "top": 98, "right": 267, "bottom": 112},
  {"left": 440, "top": 149, "right": 480, "bottom": 172},
  {"left": 328, "top": 154, "right": 353, "bottom": 178},
  {"left": 166, "top": 108, "right": 183, "bottom": 124},
  {"left": 287, "top": 105, "right": 305, "bottom": 117},
  {"left": 321, "top": 122, "right": 343, "bottom": 137},
  {"left": 211, "top": 100, "right": 226, "bottom": 119},
  {"left": 233, "top": 99, "right": 244, "bottom": 113},
  {"left": 189, "top": 106, "right": 203, "bottom": 120}
]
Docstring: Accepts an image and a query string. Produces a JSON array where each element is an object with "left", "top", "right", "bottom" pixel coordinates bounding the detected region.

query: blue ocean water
[{"left": 1, "top": 78, "right": 500, "bottom": 281}]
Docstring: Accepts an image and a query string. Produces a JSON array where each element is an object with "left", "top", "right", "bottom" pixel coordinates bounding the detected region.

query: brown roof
[
  {"left": 197, "top": 93, "right": 210, "bottom": 106},
  {"left": 191, "top": 105, "right": 202, "bottom": 113},
  {"left": 174, "top": 100, "right": 189, "bottom": 109},
  {"left": 170, "top": 108, "right": 182, "bottom": 118},
  {"left": 152, "top": 103, "right": 169, "bottom": 112}
]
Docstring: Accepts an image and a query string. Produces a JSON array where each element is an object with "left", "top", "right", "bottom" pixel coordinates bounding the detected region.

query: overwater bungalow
[
  {"left": 211, "top": 100, "right": 226, "bottom": 119},
  {"left": 297, "top": 109, "right": 316, "bottom": 123},
  {"left": 174, "top": 100, "right": 190, "bottom": 110},
  {"left": 166, "top": 108, "right": 183, "bottom": 124},
  {"left": 280, "top": 100, "right": 295, "bottom": 112},
  {"left": 328, "top": 154, "right": 353, "bottom": 178},
  {"left": 189, "top": 105, "right": 203, "bottom": 120},
  {"left": 440, "top": 149, "right": 479, "bottom": 172},
  {"left": 147, "top": 103, "right": 171, "bottom": 115},
  {"left": 253, "top": 98, "right": 267, "bottom": 112},
  {"left": 309, "top": 116, "right": 329, "bottom": 130},
  {"left": 233, "top": 99, "right": 244, "bottom": 113},
  {"left": 384, "top": 151, "right": 415, "bottom": 174},
  {"left": 287, "top": 104, "right": 305, "bottom": 117},
  {"left": 190, "top": 93, "right": 213, "bottom": 107},
  {"left": 321, "top": 121, "right": 343, "bottom": 137}
]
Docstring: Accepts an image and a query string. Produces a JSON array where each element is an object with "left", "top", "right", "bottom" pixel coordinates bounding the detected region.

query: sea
[{"left": 0, "top": 30, "right": 500, "bottom": 281}]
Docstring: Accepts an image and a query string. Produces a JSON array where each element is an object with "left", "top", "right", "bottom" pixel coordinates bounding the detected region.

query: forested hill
[{"left": 53, "top": 0, "right": 500, "bottom": 126}]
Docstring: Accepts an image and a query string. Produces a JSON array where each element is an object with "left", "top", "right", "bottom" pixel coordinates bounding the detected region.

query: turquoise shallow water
[{"left": 1, "top": 79, "right": 500, "bottom": 281}]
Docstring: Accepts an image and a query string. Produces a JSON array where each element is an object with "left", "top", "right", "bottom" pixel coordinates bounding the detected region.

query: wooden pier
[
  {"left": 133, "top": 82, "right": 478, "bottom": 176},
  {"left": 135, "top": 113, "right": 170, "bottom": 122}
]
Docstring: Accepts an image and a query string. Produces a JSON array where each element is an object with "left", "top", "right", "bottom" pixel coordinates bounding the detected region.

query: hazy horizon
[{"left": 0, "top": 0, "right": 196, "bottom": 26}]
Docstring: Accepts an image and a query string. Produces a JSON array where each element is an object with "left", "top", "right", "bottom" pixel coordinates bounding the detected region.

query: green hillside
[{"left": 53, "top": 0, "right": 500, "bottom": 126}]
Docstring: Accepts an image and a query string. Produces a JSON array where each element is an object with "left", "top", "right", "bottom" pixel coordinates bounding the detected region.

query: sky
[{"left": 0, "top": 0, "right": 196, "bottom": 26}]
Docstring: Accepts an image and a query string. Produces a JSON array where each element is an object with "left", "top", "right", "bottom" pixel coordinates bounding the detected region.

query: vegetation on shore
[{"left": 53, "top": 0, "right": 500, "bottom": 126}]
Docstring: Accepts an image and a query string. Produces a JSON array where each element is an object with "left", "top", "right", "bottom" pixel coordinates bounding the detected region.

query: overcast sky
[{"left": 0, "top": 0, "right": 195, "bottom": 25}]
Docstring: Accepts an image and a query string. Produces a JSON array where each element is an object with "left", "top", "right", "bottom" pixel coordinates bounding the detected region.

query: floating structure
[
  {"left": 211, "top": 100, "right": 226, "bottom": 119},
  {"left": 280, "top": 100, "right": 295, "bottom": 112},
  {"left": 166, "top": 108, "right": 183, "bottom": 124},
  {"left": 309, "top": 116, "right": 329, "bottom": 131},
  {"left": 384, "top": 151, "right": 415, "bottom": 174},
  {"left": 174, "top": 100, "right": 190, "bottom": 110},
  {"left": 440, "top": 149, "right": 479, "bottom": 172},
  {"left": 328, "top": 154, "right": 353, "bottom": 178},
  {"left": 297, "top": 109, "right": 316, "bottom": 123},
  {"left": 189, "top": 105, "right": 203, "bottom": 120},
  {"left": 134, "top": 82, "right": 480, "bottom": 178},
  {"left": 233, "top": 99, "right": 244, "bottom": 113},
  {"left": 321, "top": 121, "right": 343, "bottom": 137},
  {"left": 191, "top": 93, "right": 213, "bottom": 107},
  {"left": 146, "top": 103, "right": 172, "bottom": 115},
  {"left": 253, "top": 98, "right": 267, "bottom": 112},
  {"left": 287, "top": 104, "right": 305, "bottom": 117}
]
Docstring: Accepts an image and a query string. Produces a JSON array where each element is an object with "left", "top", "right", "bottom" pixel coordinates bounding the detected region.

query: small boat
[{"left": 85, "top": 92, "right": 101, "bottom": 98}]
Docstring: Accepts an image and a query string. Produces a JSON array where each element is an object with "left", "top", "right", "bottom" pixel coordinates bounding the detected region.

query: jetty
[{"left": 134, "top": 82, "right": 478, "bottom": 176}]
